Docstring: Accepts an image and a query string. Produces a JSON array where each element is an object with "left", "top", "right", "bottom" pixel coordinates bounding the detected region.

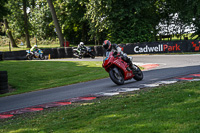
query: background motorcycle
[
  {"left": 73, "top": 46, "right": 95, "bottom": 59},
  {"left": 26, "top": 49, "right": 45, "bottom": 60},
  {"left": 102, "top": 51, "right": 143, "bottom": 85}
]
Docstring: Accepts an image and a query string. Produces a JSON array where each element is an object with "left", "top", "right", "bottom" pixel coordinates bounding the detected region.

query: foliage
[
  {"left": 0, "top": 0, "right": 8, "bottom": 19},
  {"left": 30, "top": 0, "right": 55, "bottom": 40},
  {"left": 54, "top": 0, "right": 89, "bottom": 44},
  {"left": 2, "top": 0, "right": 200, "bottom": 46}
]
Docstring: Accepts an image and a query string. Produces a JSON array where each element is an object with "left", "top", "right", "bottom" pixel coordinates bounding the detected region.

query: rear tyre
[
  {"left": 133, "top": 65, "right": 143, "bottom": 81},
  {"left": 109, "top": 67, "right": 124, "bottom": 85}
]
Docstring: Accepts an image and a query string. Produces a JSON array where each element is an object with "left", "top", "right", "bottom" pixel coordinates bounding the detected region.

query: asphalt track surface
[{"left": 1, "top": 54, "right": 200, "bottom": 113}]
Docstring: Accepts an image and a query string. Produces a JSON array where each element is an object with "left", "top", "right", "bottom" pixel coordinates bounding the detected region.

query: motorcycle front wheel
[
  {"left": 90, "top": 53, "right": 95, "bottom": 59},
  {"left": 26, "top": 55, "right": 33, "bottom": 60},
  {"left": 78, "top": 55, "right": 82, "bottom": 59},
  {"left": 133, "top": 65, "right": 143, "bottom": 81},
  {"left": 109, "top": 67, "right": 124, "bottom": 85},
  {"left": 40, "top": 54, "right": 45, "bottom": 60},
  {"left": 73, "top": 51, "right": 79, "bottom": 58}
]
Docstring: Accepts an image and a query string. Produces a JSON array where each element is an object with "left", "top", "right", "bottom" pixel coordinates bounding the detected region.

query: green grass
[
  {"left": 0, "top": 61, "right": 108, "bottom": 97},
  {"left": 0, "top": 81, "right": 200, "bottom": 132}
]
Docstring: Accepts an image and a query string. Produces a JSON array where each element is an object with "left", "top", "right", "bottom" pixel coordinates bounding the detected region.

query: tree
[
  {"left": 29, "top": 0, "right": 55, "bottom": 40},
  {"left": 23, "top": 0, "right": 31, "bottom": 48},
  {"left": 86, "top": 0, "right": 162, "bottom": 44},
  {"left": 4, "top": 18, "right": 18, "bottom": 47},
  {"left": 0, "top": 0, "right": 8, "bottom": 19},
  {"left": 52, "top": 0, "right": 90, "bottom": 44},
  {"left": 47, "top": 0, "right": 64, "bottom": 47},
  {"left": 4, "top": 0, "right": 34, "bottom": 48},
  {"left": 86, "top": 0, "right": 111, "bottom": 44}
]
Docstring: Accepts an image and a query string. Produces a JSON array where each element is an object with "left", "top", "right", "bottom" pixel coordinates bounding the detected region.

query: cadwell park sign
[
  {"left": 1, "top": 40, "right": 200, "bottom": 60},
  {"left": 123, "top": 40, "right": 200, "bottom": 54}
]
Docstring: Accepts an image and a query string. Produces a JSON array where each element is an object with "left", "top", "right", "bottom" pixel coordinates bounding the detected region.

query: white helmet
[
  {"left": 34, "top": 45, "right": 38, "bottom": 48},
  {"left": 80, "top": 42, "right": 84, "bottom": 46}
]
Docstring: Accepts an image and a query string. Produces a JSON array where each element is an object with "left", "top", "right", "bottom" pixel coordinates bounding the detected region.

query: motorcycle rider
[
  {"left": 30, "top": 45, "right": 38, "bottom": 54},
  {"left": 77, "top": 42, "right": 86, "bottom": 56},
  {"left": 103, "top": 40, "right": 137, "bottom": 72}
]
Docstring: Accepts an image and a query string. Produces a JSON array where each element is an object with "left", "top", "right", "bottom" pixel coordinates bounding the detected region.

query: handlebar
[{"left": 113, "top": 52, "right": 121, "bottom": 58}]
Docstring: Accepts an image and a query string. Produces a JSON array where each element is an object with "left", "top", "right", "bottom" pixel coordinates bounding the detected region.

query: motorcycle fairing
[{"left": 113, "top": 58, "right": 133, "bottom": 80}]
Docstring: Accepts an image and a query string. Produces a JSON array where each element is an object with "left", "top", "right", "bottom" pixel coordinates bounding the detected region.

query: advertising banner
[{"left": 123, "top": 40, "right": 200, "bottom": 54}]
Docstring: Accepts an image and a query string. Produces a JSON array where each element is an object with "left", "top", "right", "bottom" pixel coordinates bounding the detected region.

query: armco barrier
[
  {"left": 2, "top": 50, "right": 26, "bottom": 60},
  {"left": 57, "top": 48, "right": 65, "bottom": 58},
  {"left": 1, "top": 40, "right": 200, "bottom": 60},
  {"left": 51, "top": 48, "right": 58, "bottom": 58},
  {"left": 64, "top": 47, "right": 73, "bottom": 57},
  {"left": 94, "top": 46, "right": 103, "bottom": 56}
]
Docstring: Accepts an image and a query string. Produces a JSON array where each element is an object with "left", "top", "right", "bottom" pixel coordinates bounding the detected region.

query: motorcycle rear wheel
[
  {"left": 133, "top": 65, "right": 143, "bottom": 81},
  {"left": 109, "top": 67, "right": 124, "bottom": 85}
]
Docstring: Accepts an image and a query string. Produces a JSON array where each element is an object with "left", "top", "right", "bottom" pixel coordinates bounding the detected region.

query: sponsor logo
[
  {"left": 126, "top": 71, "right": 132, "bottom": 78},
  {"left": 191, "top": 42, "right": 200, "bottom": 51},
  {"left": 134, "top": 44, "right": 181, "bottom": 53}
]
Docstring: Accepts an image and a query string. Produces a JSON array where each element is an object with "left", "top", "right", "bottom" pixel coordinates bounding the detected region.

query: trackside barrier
[
  {"left": 123, "top": 40, "right": 200, "bottom": 54},
  {"left": 2, "top": 50, "right": 27, "bottom": 60},
  {"left": 0, "top": 71, "right": 9, "bottom": 94},
  {"left": 1, "top": 40, "right": 200, "bottom": 60}
]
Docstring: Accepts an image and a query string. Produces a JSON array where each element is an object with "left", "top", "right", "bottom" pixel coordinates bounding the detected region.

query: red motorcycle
[{"left": 102, "top": 51, "right": 143, "bottom": 85}]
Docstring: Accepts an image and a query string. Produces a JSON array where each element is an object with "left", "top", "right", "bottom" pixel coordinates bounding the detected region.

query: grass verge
[
  {"left": 0, "top": 61, "right": 108, "bottom": 97},
  {"left": 0, "top": 81, "right": 200, "bottom": 132}
]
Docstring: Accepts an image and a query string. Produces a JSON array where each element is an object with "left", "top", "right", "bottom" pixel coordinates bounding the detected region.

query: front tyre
[
  {"left": 133, "top": 65, "right": 143, "bottom": 81},
  {"left": 73, "top": 51, "right": 79, "bottom": 58},
  {"left": 40, "top": 54, "right": 45, "bottom": 60},
  {"left": 27, "top": 54, "right": 33, "bottom": 60},
  {"left": 109, "top": 67, "right": 124, "bottom": 85},
  {"left": 90, "top": 53, "right": 95, "bottom": 59},
  {"left": 78, "top": 55, "right": 82, "bottom": 59}
]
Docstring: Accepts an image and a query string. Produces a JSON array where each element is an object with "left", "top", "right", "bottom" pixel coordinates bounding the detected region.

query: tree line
[{"left": 0, "top": 0, "right": 200, "bottom": 48}]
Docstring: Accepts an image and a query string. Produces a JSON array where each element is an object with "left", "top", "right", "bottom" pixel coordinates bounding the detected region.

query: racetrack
[{"left": 0, "top": 54, "right": 200, "bottom": 113}]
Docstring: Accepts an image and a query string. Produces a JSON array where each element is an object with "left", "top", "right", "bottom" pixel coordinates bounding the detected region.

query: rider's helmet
[
  {"left": 103, "top": 40, "right": 111, "bottom": 50},
  {"left": 79, "top": 42, "right": 84, "bottom": 46},
  {"left": 34, "top": 45, "right": 38, "bottom": 49}
]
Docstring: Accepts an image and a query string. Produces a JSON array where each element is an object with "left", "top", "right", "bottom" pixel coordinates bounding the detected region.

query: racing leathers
[{"left": 105, "top": 43, "right": 135, "bottom": 71}]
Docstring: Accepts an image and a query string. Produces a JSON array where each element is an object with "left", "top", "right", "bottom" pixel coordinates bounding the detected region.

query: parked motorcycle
[
  {"left": 102, "top": 51, "right": 143, "bottom": 85},
  {"left": 26, "top": 49, "right": 45, "bottom": 60},
  {"left": 73, "top": 46, "right": 95, "bottom": 59}
]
